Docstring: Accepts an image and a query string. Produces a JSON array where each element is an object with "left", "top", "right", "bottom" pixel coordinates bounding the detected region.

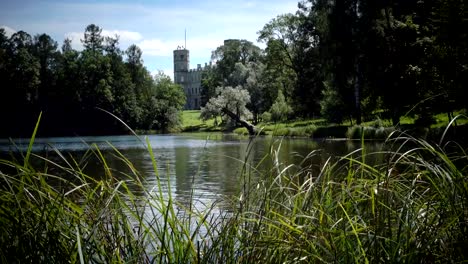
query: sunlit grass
[
  {"left": 181, "top": 110, "right": 221, "bottom": 132},
  {"left": 431, "top": 110, "right": 468, "bottom": 128}
]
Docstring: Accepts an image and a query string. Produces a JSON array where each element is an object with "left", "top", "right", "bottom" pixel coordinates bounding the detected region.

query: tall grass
[
  {"left": 0, "top": 115, "right": 225, "bottom": 263},
  {"left": 1, "top": 116, "right": 467, "bottom": 263},
  {"left": 231, "top": 130, "right": 468, "bottom": 263}
]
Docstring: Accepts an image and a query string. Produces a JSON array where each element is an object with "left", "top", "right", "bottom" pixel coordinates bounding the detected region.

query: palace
[{"left": 173, "top": 46, "right": 211, "bottom": 110}]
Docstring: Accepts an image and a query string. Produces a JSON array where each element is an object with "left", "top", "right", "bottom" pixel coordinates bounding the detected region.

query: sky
[{"left": 0, "top": 0, "right": 299, "bottom": 79}]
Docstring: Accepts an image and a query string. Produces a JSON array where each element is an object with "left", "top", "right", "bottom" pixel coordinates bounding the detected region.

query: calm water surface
[{"left": 0, "top": 133, "right": 384, "bottom": 211}]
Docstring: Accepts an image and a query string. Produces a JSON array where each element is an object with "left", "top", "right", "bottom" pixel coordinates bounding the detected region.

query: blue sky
[{"left": 1, "top": 0, "right": 298, "bottom": 79}]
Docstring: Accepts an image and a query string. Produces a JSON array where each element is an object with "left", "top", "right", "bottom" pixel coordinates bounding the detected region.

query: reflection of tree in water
[
  {"left": 236, "top": 138, "right": 386, "bottom": 187},
  {"left": 174, "top": 146, "right": 194, "bottom": 209},
  {"left": 7, "top": 135, "right": 386, "bottom": 214},
  {"left": 80, "top": 148, "right": 149, "bottom": 196}
]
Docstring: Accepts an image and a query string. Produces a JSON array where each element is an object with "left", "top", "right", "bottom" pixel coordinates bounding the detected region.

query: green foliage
[
  {"left": 269, "top": 90, "right": 293, "bottom": 122},
  {"left": 211, "top": 39, "right": 262, "bottom": 83},
  {"left": 148, "top": 72, "right": 186, "bottom": 130},
  {"left": 233, "top": 127, "right": 249, "bottom": 135},
  {"left": 257, "top": 0, "right": 468, "bottom": 124},
  {"left": 0, "top": 24, "right": 184, "bottom": 136},
  {"left": 320, "top": 81, "right": 346, "bottom": 123},
  {"left": 346, "top": 125, "right": 395, "bottom": 140},
  {"left": 269, "top": 125, "right": 317, "bottom": 137},
  {"left": 202, "top": 40, "right": 266, "bottom": 123},
  {"left": 260, "top": 111, "right": 272, "bottom": 122},
  {"left": 258, "top": 13, "right": 321, "bottom": 116},
  {"left": 81, "top": 24, "right": 104, "bottom": 53}
]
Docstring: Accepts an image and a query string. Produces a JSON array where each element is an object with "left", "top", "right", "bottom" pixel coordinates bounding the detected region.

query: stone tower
[
  {"left": 173, "top": 47, "right": 189, "bottom": 83},
  {"left": 173, "top": 46, "right": 204, "bottom": 110}
]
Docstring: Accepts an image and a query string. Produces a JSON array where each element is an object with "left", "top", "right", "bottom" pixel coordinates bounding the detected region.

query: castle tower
[
  {"left": 173, "top": 45, "right": 203, "bottom": 110},
  {"left": 173, "top": 47, "right": 189, "bottom": 83}
]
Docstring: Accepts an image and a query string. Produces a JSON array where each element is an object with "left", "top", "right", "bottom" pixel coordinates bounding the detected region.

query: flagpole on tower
[{"left": 184, "top": 28, "right": 186, "bottom": 49}]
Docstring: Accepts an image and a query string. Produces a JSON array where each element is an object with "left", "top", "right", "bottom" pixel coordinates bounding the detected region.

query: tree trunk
[{"left": 222, "top": 108, "right": 257, "bottom": 135}]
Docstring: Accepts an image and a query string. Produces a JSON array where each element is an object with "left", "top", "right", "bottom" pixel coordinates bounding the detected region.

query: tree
[
  {"left": 82, "top": 24, "right": 104, "bottom": 54},
  {"left": 200, "top": 66, "right": 218, "bottom": 106},
  {"left": 269, "top": 90, "right": 293, "bottom": 122},
  {"left": 259, "top": 12, "right": 323, "bottom": 116},
  {"left": 201, "top": 39, "right": 262, "bottom": 113},
  {"left": 210, "top": 39, "right": 262, "bottom": 85},
  {"left": 104, "top": 35, "right": 121, "bottom": 56},
  {"left": 320, "top": 81, "right": 346, "bottom": 123},
  {"left": 33, "top": 34, "right": 60, "bottom": 109},
  {"left": 0, "top": 25, "right": 190, "bottom": 136},
  {"left": 201, "top": 86, "right": 256, "bottom": 135},
  {"left": 61, "top": 37, "right": 73, "bottom": 53},
  {"left": 126, "top": 44, "right": 143, "bottom": 66},
  {"left": 105, "top": 37, "right": 141, "bottom": 127},
  {"left": 141, "top": 72, "right": 186, "bottom": 130},
  {"left": 229, "top": 61, "right": 267, "bottom": 124},
  {"left": 0, "top": 30, "right": 41, "bottom": 136}
]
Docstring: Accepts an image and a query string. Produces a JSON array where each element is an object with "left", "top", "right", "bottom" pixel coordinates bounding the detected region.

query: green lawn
[
  {"left": 182, "top": 110, "right": 468, "bottom": 139},
  {"left": 181, "top": 110, "right": 221, "bottom": 132}
]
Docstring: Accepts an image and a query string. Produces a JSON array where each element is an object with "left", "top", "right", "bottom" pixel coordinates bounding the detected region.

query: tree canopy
[
  {"left": 200, "top": 0, "right": 467, "bottom": 127},
  {"left": 0, "top": 24, "right": 184, "bottom": 137}
]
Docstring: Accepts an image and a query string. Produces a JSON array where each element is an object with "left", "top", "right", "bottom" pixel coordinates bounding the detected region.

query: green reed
[{"left": 0, "top": 114, "right": 467, "bottom": 263}]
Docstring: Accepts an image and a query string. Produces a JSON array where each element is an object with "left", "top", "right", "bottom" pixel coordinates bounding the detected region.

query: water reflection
[{"left": 0, "top": 134, "right": 384, "bottom": 212}]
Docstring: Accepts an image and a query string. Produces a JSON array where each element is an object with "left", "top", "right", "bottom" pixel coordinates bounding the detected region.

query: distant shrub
[
  {"left": 313, "top": 126, "right": 348, "bottom": 138},
  {"left": 320, "top": 82, "right": 347, "bottom": 124},
  {"left": 289, "top": 128, "right": 307, "bottom": 137},
  {"left": 304, "top": 124, "right": 317, "bottom": 134},
  {"left": 261, "top": 111, "right": 272, "bottom": 122},
  {"left": 270, "top": 91, "right": 293, "bottom": 122},
  {"left": 346, "top": 125, "right": 362, "bottom": 139},
  {"left": 370, "top": 118, "right": 384, "bottom": 128},
  {"left": 272, "top": 127, "right": 290, "bottom": 136},
  {"left": 233, "top": 127, "right": 249, "bottom": 135},
  {"left": 347, "top": 125, "right": 395, "bottom": 140}
]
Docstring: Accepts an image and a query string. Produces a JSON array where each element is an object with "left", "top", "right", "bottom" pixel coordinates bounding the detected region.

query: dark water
[{"left": 0, "top": 133, "right": 384, "bottom": 211}]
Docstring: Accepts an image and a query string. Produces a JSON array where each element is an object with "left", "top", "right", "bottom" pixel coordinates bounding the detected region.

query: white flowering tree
[{"left": 200, "top": 86, "right": 257, "bottom": 135}]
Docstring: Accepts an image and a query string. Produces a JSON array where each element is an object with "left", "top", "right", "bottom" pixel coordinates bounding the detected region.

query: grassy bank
[
  {"left": 182, "top": 110, "right": 468, "bottom": 141},
  {"left": 181, "top": 110, "right": 221, "bottom": 132},
  {"left": 1, "top": 117, "right": 467, "bottom": 262}
]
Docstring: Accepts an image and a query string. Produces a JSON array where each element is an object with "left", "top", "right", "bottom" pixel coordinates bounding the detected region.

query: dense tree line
[
  {"left": 201, "top": 0, "right": 467, "bottom": 127},
  {"left": 0, "top": 24, "right": 185, "bottom": 137}
]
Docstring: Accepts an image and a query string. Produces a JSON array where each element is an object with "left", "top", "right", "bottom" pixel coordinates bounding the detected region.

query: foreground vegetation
[{"left": 1, "top": 117, "right": 467, "bottom": 263}]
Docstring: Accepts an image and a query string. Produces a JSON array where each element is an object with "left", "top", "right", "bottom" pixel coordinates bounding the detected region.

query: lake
[{"left": 0, "top": 133, "right": 384, "bottom": 212}]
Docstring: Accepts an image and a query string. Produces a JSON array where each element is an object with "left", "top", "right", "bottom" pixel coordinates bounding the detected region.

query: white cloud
[
  {"left": 137, "top": 39, "right": 175, "bottom": 57},
  {"left": 64, "top": 29, "right": 143, "bottom": 51},
  {"left": 63, "top": 32, "right": 84, "bottom": 50},
  {"left": 0, "top": 25, "right": 16, "bottom": 37},
  {"left": 138, "top": 37, "right": 223, "bottom": 58},
  {"left": 151, "top": 69, "right": 174, "bottom": 81},
  {"left": 101, "top": 30, "right": 143, "bottom": 42}
]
